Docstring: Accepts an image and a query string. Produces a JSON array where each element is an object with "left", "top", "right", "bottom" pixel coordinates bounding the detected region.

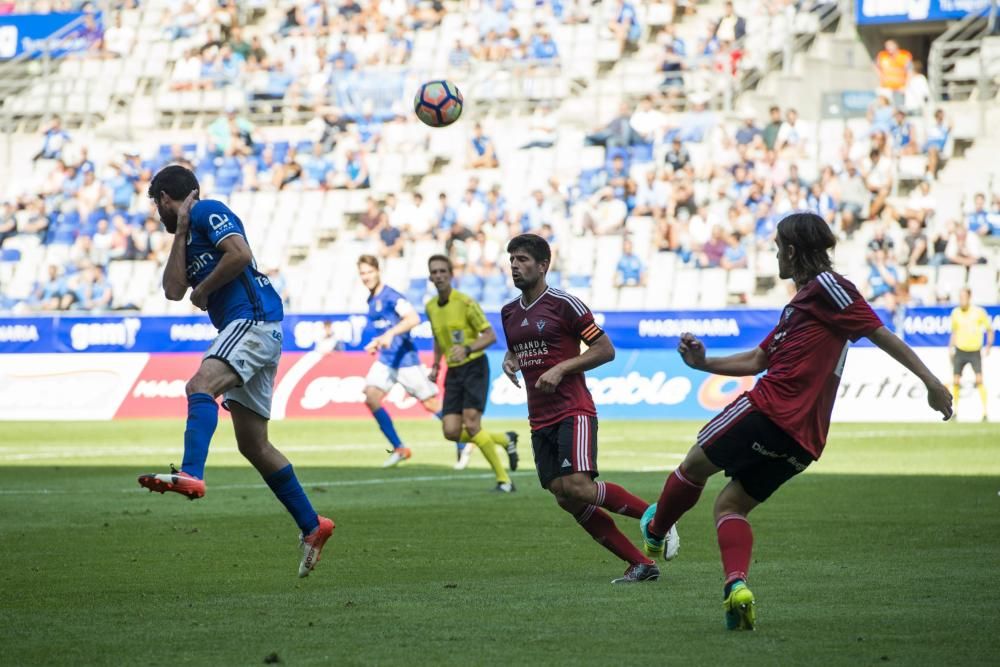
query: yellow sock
[
  {"left": 952, "top": 384, "right": 961, "bottom": 406},
  {"left": 460, "top": 428, "right": 472, "bottom": 443},
  {"left": 471, "top": 429, "right": 510, "bottom": 483},
  {"left": 489, "top": 431, "right": 509, "bottom": 446},
  {"left": 978, "top": 383, "right": 988, "bottom": 411}
]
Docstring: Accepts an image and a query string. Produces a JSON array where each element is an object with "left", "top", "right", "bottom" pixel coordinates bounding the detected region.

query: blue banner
[
  {"left": 0, "top": 12, "right": 100, "bottom": 60},
  {"left": 856, "top": 0, "right": 992, "bottom": 24},
  {"left": 0, "top": 307, "right": 994, "bottom": 354}
]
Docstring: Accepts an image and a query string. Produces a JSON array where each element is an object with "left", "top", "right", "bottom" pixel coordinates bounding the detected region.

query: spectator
[
  {"left": 656, "top": 24, "right": 687, "bottom": 88},
  {"left": 876, "top": 39, "right": 912, "bottom": 103},
  {"left": 102, "top": 13, "right": 134, "bottom": 58},
  {"left": 449, "top": 39, "right": 473, "bottom": 69},
  {"left": 578, "top": 187, "right": 627, "bottom": 236},
  {"left": 735, "top": 109, "right": 761, "bottom": 146},
  {"left": 357, "top": 197, "right": 382, "bottom": 240},
  {"left": 601, "top": 155, "right": 635, "bottom": 203},
  {"left": 456, "top": 188, "right": 487, "bottom": 229},
  {"left": 529, "top": 26, "right": 559, "bottom": 61},
  {"left": 0, "top": 202, "right": 15, "bottom": 248},
  {"left": 207, "top": 108, "right": 256, "bottom": 156},
  {"left": 664, "top": 136, "right": 690, "bottom": 172},
  {"left": 839, "top": 159, "right": 868, "bottom": 236},
  {"left": 378, "top": 213, "right": 404, "bottom": 259},
  {"left": 945, "top": 224, "right": 986, "bottom": 266},
  {"left": 585, "top": 102, "right": 642, "bottom": 149},
  {"left": 615, "top": 236, "right": 645, "bottom": 287},
  {"left": 775, "top": 108, "right": 805, "bottom": 159},
  {"left": 131, "top": 217, "right": 167, "bottom": 261},
  {"left": 80, "top": 13, "right": 104, "bottom": 54},
  {"left": 520, "top": 104, "right": 557, "bottom": 150},
  {"left": 328, "top": 40, "right": 357, "bottom": 70},
  {"left": 967, "top": 193, "right": 1000, "bottom": 237},
  {"left": 905, "top": 60, "right": 931, "bottom": 113},
  {"left": 18, "top": 196, "right": 49, "bottom": 240},
  {"left": 720, "top": 231, "right": 748, "bottom": 270},
  {"left": 33, "top": 265, "right": 67, "bottom": 311},
  {"left": 902, "top": 217, "right": 929, "bottom": 271},
  {"left": 713, "top": 1, "right": 746, "bottom": 42},
  {"left": 343, "top": 149, "right": 370, "bottom": 189},
  {"left": 33, "top": 116, "right": 71, "bottom": 162},
  {"left": 467, "top": 123, "right": 500, "bottom": 168},
  {"left": 445, "top": 217, "right": 475, "bottom": 262},
  {"left": 888, "top": 108, "right": 917, "bottom": 155},
  {"left": 609, "top": 0, "right": 642, "bottom": 53},
  {"left": 923, "top": 108, "right": 951, "bottom": 179},
  {"left": 863, "top": 148, "right": 893, "bottom": 220},
  {"left": 901, "top": 178, "right": 936, "bottom": 225},
  {"left": 698, "top": 225, "right": 727, "bottom": 268},
  {"left": 866, "top": 224, "right": 895, "bottom": 263},
  {"left": 677, "top": 97, "right": 717, "bottom": 143},
  {"left": 302, "top": 144, "right": 333, "bottom": 189},
  {"left": 405, "top": 192, "right": 436, "bottom": 240},
  {"left": 633, "top": 169, "right": 670, "bottom": 221},
  {"left": 761, "top": 106, "right": 782, "bottom": 151},
  {"left": 630, "top": 95, "right": 666, "bottom": 144},
  {"left": 867, "top": 248, "right": 900, "bottom": 304},
  {"left": 437, "top": 192, "right": 458, "bottom": 236}
]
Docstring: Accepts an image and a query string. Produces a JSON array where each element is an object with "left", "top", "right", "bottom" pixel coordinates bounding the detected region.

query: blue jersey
[
  {"left": 366, "top": 285, "right": 420, "bottom": 368},
  {"left": 185, "top": 199, "right": 284, "bottom": 330}
]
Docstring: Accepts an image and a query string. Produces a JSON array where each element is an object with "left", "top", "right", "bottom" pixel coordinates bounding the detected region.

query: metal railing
[{"left": 929, "top": 0, "right": 999, "bottom": 108}]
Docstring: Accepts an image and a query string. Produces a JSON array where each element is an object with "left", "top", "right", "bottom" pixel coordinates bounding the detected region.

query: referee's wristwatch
[{"left": 463, "top": 345, "right": 472, "bottom": 356}]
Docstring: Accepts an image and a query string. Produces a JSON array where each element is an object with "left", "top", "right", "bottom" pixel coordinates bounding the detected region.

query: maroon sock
[
  {"left": 575, "top": 505, "right": 653, "bottom": 566},
  {"left": 649, "top": 467, "right": 705, "bottom": 539},
  {"left": 717, "top": 513, "right": 753, "bottom": 585},
  {"left": 595, "top": 481, "right": 649, "bottom": 519}
]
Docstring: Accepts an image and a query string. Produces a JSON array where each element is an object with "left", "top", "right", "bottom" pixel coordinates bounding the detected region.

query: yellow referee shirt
[
  {"left": 951, "top": 305, "right": 991, "bottom": 352},
  {"left": 425, "top": 290, "right": 491, "bottom": 368}
]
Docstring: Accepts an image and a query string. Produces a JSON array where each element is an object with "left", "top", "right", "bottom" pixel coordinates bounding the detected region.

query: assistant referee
[
  {"left": 426, "top": 254, "right": 519, "bottom": 490},
  {"left": 949, "top": 287, "right": 994, "bottom": 421}
]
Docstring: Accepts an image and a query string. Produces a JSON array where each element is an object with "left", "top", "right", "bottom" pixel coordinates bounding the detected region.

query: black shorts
[
  {"left": 442, "top": 355, "right": 490, "bottom": 415},
  {"left": 697, "top": 396, "right": 814, "bottom": 503},
  {"left": 531, "top": 415, "right": 598, "bottom": 489},
  {"left": 953, "top": 349, "right": 983, "bottom": 375}
]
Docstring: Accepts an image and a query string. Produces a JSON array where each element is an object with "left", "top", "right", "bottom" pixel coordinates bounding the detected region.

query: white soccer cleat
[
  {"left": 664, "top": 524, "right": 680, "bottom": 561},
  {"left": 382, "top": 447, "right": 412, "bottom": 468},
  {"left": 453, "top": 444, "right": 473, "bottom": 470}
]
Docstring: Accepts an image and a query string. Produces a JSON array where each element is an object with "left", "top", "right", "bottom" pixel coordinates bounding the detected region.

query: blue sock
[
  {"left": 434, "top": 411, "right": 444, "bottom": 420},
  {"left": 265, "top": 465, "right": 319, "bottom": 535},
  {"left": 181, "top": 393, "right": 218, "bottom": 479},
  {"left": 372, "top": 407, "right": 403, "bottom": 448}
]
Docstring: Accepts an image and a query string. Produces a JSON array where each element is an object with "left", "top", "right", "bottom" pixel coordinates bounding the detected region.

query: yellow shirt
[
  {"left": 951, "top": 305, "right": 991, "bottom": 352},
  {"left": 425, "top": 289, "right": 491, "bottom": 368}
]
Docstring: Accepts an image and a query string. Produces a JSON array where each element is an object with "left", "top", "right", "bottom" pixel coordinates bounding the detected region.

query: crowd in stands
[{"left": 1, "top": 3, "right": 998, "bottom": 316}]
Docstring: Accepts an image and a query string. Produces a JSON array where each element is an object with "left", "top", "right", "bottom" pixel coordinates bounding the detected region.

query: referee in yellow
[
  {"left": 949, "top": 287, "right": 994, "bottom": 421},
  {"left": 426, "top": 254, "right": 519, "bottom": 491}
]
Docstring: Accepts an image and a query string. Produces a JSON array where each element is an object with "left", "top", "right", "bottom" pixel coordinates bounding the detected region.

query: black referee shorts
[
  {"left": 442, "top": 354, "right": 491, "bottom": 415},
  {"left": 953, "top": 349, "right": 983, "bottom": 375}
]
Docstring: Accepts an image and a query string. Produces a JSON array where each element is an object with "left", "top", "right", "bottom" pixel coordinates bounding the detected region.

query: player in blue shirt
[
  {"left": 137, "top": 165, "right": 334, "bottom": 578},
  {"left": 357, "top": 254, "right": 443, "bottom": 467}
]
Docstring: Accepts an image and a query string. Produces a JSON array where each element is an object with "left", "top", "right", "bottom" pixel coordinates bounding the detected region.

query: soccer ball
[{"left": 413, "top": 80, "right": 464, "bottom": 128}]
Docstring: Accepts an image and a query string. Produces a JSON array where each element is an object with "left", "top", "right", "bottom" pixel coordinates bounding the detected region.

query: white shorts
[
  {"left": 205, "top": 319, "right": 283, "bottom": 419},
  {"left": 365, "top": 360, "right": 438, "bottom": 401}
]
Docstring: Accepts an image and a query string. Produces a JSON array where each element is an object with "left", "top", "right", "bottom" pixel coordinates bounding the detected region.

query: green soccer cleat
[
  {"left": 640, "top": 504, "right": 679, "bottom": 560},
  {"left": 640, "top": 503, "right": 664, "bottom": 557},
  {"left": 723, "top": 581, "right": 756, "bottom": 631}
]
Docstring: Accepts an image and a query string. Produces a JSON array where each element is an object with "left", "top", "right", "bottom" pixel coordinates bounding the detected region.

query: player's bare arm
[
  {"left": 678, "top": 332, "right": 768, "bottom": 376},
  {"left": 430, "top": 339, "right": 445, "bottom": 383},
  {"left": 450, "top": 326, "right": 496, "bottom": 364},
  {"left": 365, "top": 308, "right": 420, "bottom": 353},
  {"left": 162, "top": 190, "right": 197, "bottom": 300},
  {"left": 188, "top": 235, "right": 253, "bottom": 310},
  {"left": 502, "top": 350, "right": 521, "bottom": 388},
  {"left": 867, "top": 326, "right": 953, "bottom": 420},
  {"left": 535, "top": 333, "right": 614, "bottom": 394}
]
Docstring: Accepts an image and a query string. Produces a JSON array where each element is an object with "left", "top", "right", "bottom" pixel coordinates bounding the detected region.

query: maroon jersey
[
  {"left": 748, "top": 271, "right": 884, "bottom": 459},
  {"left": 501, "top": 286, "right": 605, "bottom": 429}
]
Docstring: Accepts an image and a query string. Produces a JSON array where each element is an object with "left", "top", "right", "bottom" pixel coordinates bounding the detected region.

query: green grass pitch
[{"left": 1, "top": 419, "right": 998, "bottom": 665}]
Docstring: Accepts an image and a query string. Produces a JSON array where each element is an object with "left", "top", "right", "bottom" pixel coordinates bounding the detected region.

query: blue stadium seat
[
  {"left": 629, "top": 143, "right": 654, "bottom": 164},
  {"left": 1, "top": 248, "right": 21, "bottom": 262},
  {"left": 577, "top": 168, "right": 604, "bottom": 197},
  {"left": 567, "top": 274, "right": 591, "bottom": 288},
  {"left": 295, "top": 140, "right": 313, "bottom": 153},
  {"left": 86, "top": 209, "right": 106, "bottom": 226},
  {"left": 51, "top": 229, "right": 76, "bottom": 245},
  {"left": 547, "top": 270, "right": 562, "bottom": 288},
  {"left": 457, "top": 273, "right": 483, "bottom": 300}
]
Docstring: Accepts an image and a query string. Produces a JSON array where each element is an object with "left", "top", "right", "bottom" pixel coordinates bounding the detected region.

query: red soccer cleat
[
  {"left": 137, "top": 466, "right": 206, "bottom": 500},
  {"left": 298, "top": 516, "right": 336, "bottom": 578}
]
